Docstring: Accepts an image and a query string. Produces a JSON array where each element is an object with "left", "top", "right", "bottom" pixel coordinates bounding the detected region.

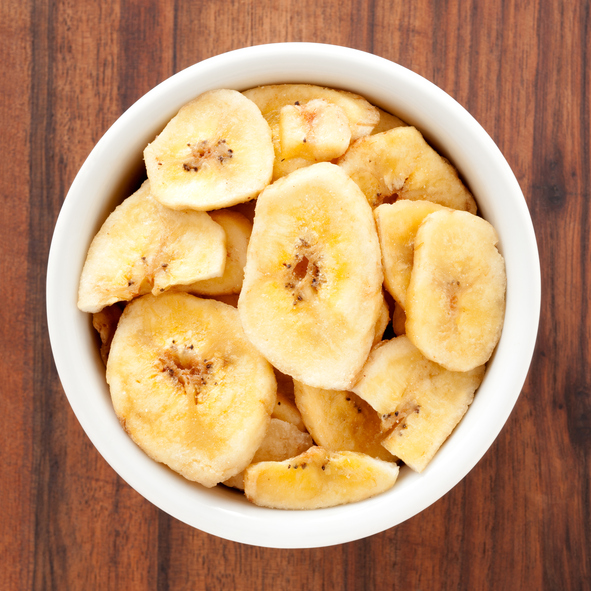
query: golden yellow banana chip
[{"left": 106, "top": 292, "right": 276, "bottom": 488}]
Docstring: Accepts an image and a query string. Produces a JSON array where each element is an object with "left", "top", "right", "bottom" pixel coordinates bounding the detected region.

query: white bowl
[{"left": 47, "top": 42, "right": 541, "bottom": 548}]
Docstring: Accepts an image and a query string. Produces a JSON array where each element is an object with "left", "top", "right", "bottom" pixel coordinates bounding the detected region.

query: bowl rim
[{"left": 47, "top": 42, "right": 541, "bottom": 548}]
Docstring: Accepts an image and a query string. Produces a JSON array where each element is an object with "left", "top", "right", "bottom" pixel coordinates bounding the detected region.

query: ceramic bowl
[{"left": 47, "top": 42, "right": 540, "bottom": 548}]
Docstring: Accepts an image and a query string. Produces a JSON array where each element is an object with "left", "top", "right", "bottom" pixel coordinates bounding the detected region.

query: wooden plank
[
  {"left": 0, "top": 1, "right": 33, "bottom": 589},
  {"left": 22, "top": 1, "right": 162, "bottom": 589}
]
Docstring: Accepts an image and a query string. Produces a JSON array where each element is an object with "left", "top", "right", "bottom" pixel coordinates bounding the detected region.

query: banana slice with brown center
[
  {"left": 144, "top": 89, "right": 274, "bottom": 211},
  {"left": 338, "top": 126, "right": 477, "bottom": 212},
  {"left": 352, "top": 336, "right": 485, "bottom": 472},
  {"left": 238, "top": 162, "right": 384, "bottom": 391},
  {"left": 106, "top": 292, "right": 276, "bottom": 488}
]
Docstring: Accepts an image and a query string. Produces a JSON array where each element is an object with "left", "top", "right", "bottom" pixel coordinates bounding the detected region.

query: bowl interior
[{"left": 47, "top": 43, "right": 540, "bottom": 548}]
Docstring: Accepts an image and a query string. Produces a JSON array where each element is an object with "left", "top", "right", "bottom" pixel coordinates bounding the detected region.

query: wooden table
[{"left": 1, "top": 0, "right": 589, "bottom": 589}]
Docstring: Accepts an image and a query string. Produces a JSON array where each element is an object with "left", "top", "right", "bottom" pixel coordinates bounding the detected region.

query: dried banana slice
[
  {"left": 223, "top": 418, "right": 313, "bottom": 490},
  {"left": 270, "top": 369, "right": 308, "bottom": 430},
  {"left": 406, "top": 209, "right": 506, "bottom": 372},
  {"left": 375, "top": 199, "right": 447, "bottom": 308},
  {"left": 243, "top": 84, "right": 379, "bottom": 179},
  {"left": 371, "top": 107, "right": 407, "bottom": 135},
  {"left": 279, "top": 98, "right": 351, "bottom": 160},
  {"left": 243, "top": 446, "right": 399, "bottom": 509},
  {"left": 244, "top": 447, "right": 399, "bottom": 509},
  {"left": 381, "top": 366, "right": 484, "bottom": 472},
  {"left": 352, "top": 336, "right": 485, "bottom": 472},
  {"left": 144, "top": 89, "right": 274, "bottom": 211},
  {"left": 92, "top": 304, "right": 123, "bottom": 365},
  {"left": 293, "top": 381, "right": 395, "bottom": 461},
  {"left": 352, "top": 336, "right": 431, "bottom": 415},
  {"left": 272, "top": 392, "right": 307, "bottom": 432},
  {"left": 337, "top": 126, "right": 477, "bottom": 212},
  {"left": 183, "top": 210, "right": 251, "bottom": 296},
  {"left": 238, "top": 162, "right": 384, "bottom": 391},
  {"left": 106, "top": 292, "right": 276, "bottom": 488},
  {"left": 78, "top": 181, "right": 226, "bottom": 313}
]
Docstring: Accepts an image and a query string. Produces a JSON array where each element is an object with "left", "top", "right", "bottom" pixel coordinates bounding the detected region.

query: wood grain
[
  {"left": 0, "top": 3, "right": 33, "bottom": 590},
  {"left": 1, "top": 0, "right": 589, "bottom": 589}
]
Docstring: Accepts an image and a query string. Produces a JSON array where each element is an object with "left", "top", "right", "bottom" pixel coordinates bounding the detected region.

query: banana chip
[
  {"left": 406, "top": 209, "right": 506, "bottom": 372},
  {"left": 106, "top": 292, "right": 276, "bottom": 488},
  {"left": 238, "top": 162, "right": 384, "bottom": 391},
  {"left": 244, "top": 446, "right": 399, "bottom": 510},
  {"left": 145, "top": 89, "right": 274, "bottom": 211},
  {"left": 78, "top": 180, "right": 226, "bottom": 313}
]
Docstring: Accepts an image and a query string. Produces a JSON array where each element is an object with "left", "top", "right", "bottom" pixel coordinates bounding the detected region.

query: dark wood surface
[{"left": 1, "top": 1, "right": 589, "bottom": 589}]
